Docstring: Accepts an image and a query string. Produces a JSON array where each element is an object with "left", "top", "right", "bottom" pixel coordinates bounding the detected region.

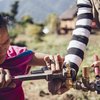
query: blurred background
[{"left": 1, "top": 0, "right": 100, "bottom": 99}]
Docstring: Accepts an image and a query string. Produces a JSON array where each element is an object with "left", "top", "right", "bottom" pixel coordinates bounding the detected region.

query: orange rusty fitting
[
  {"left": 65, "top": 61, "right": 73, "bottom": 89},
  {"left": 82, "top": 67, "right": 89, "bottom": 79},
  {"left": 65, "top": 79, "right": 73, "bottom": 90}
]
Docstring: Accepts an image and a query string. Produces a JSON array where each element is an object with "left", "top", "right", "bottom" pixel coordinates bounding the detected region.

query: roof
[{"left": 59, "top": 4, "right": 77, "bottom": 20}]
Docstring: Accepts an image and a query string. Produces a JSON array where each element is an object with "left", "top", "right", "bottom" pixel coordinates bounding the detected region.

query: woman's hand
[
  {"left": 44, "top": 54, "right": 64, "bottom": 72},
  {"left": 0, "top": 68, "right": 16, "bottom": 89},
  {"left": 44, "top": 54, "right": 69, "bottom": 94}
]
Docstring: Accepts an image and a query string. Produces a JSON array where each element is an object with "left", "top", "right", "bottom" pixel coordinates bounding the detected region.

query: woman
[{"left": 0, "top": 15, "right": 64, "bottom": 100}]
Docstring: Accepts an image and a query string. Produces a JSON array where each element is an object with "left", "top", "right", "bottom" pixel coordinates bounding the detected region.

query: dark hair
[{"left": 0, "top": 14, "right": 8, "bottom": 27}]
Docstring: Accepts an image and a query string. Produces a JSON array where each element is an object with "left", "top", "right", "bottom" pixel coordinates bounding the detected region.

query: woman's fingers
[
  {"left": 44, "top": 56, "right": 51, "bottom": 69},
  {"left": 44, "top": 55, "right": 56, "bottom": 71},
  {"left": 4, "top": 69, "right": 13, "bottom": 88},
  {"left": 54, "top": 55, "right": 60, "bottom": 71},
  {"left": 57, "top": 54, "right": 64, "bottom": 69},
  {"left": 4, "top": 69, "right": 16, "bottom": 88},
  {"left": 54, "top": 54, "right": 63, "bottom": 71},
  {"left": 0, "top": 68, "right": 5, "bottom": 88},
  {"left": 0, "top": 68, "right": 16, "bottom": 89},
  {"left": 49, "top": 55, "right": 56, "bottom": 72},
  {"left": 44, "top": 55, "right": 64, "bottom": 72}
]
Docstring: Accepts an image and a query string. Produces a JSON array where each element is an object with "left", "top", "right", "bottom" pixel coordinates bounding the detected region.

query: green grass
[{"left": 27, "top": 34, "right": 70, "bottom": 56}]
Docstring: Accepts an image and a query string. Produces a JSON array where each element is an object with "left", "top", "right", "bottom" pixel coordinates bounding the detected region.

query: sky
[{"left": 0, "top": 0, "right": 75, "bottom": 23}]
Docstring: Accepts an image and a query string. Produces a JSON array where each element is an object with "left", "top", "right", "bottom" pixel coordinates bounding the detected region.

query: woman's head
[{"left": 0, "top": 15, "right": 10, "bottom": 64}]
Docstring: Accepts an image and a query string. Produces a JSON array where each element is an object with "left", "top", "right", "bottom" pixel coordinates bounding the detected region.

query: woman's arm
[
  {"left": 28, "top": 52, "right": 49, "bottom": 66},
  {"left": 28, "top": 52, "right": 64, "bottom": 72}
]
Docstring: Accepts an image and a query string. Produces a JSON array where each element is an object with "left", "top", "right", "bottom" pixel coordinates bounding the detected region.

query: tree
[
  {"left": 10, "top": 1, "right": 19, "bottom": 22},
  {"left": 44, "top": 13, "right": 59, "bottom": 34}
]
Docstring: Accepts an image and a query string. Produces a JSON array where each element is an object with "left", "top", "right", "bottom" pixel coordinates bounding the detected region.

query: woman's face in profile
[{"left": 0, "top": 26, "right": 10, "bottom": 64}]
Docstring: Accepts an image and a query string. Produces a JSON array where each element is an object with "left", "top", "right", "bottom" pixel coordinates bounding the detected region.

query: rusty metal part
[
  {"left": 13, "top": 69, "right": 66, "bottom": 81},
  {"left": 65, "top": 62, "right": 73, "bottom": 90},
  {"left": 13, "top": 64, "right": 100, "bottom": 94}
]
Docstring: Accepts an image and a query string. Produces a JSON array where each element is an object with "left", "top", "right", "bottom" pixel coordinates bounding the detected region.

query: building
[{"left": 58, "top": 4, "right": 77, "bottom": 34}]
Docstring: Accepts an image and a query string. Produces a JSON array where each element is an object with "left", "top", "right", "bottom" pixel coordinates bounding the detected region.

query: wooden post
[{"left": 82, "top": 67, "right": 89, "bottom": 79}]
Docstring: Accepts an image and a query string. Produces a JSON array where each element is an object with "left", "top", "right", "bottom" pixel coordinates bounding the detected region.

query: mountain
[{"left": 0, "top": 0, "right": 75, "bottom": 23}]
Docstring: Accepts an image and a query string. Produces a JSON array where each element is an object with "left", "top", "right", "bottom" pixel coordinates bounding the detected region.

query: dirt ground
[{"left": 23, "top": 80, "right": 100, "bottom": 100}]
